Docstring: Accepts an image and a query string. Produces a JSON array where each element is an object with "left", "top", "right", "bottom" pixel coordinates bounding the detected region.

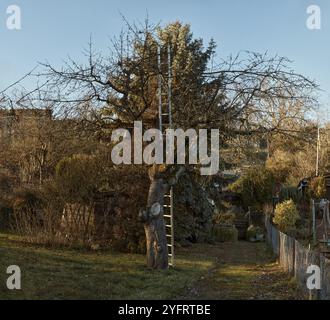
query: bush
[
  {"left": 173, "top": 171, "right": 215, "bottom": 244},
  {"left": 266, "top": 150, "right": 295, "bottom": 183},
  {"left": 279, "top": 185, "right": 300, "bottom": 203},
  {"left": 52, "top": 154, "right": 109, "bottom": 246},
  {"left": 0, "top": 205, "right": 11, "bottom": 231},
  {"left": 55, "top": 154, "right": 104, "bottom": 203},
  {"left": 211, "top": 225, "right": 238, "bottom": 242},
  {"left": 309, "top": 176, "right": 326, "bottom": 199},
  {"left": 229, "top": 165, "right": 275, "bottom": 209},
  {"left": 0, "top": 170, "right": 15, "bottom": 231},
  {"left": 213, "top": 212, "right": 235, "bottom": 226},
  {"left": 10, "top": 187, "right": 44, "bottom": 238},
  {"left": 54, "top": 163, "right": 148, "bottom": 252},
  {"left": 273, "top": 199, "right": 300, "bottom": 232}
]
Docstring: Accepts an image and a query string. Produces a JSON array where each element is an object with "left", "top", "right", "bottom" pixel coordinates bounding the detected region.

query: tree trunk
[
  {"left": 144, "top": 177, "right": 169, "bottom": 269},
  {"left": 141, "top": 165, "right": 185, "bottom": 270}
]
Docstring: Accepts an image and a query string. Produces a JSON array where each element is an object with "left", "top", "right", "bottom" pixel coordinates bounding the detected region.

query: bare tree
[{"left": 11, "top": 20, "right": 317, "bottom": 269}]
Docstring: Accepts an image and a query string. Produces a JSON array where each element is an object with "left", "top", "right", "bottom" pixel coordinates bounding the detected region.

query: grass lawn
[
  {"left": 0, "top": 233, "right": 212, "bottom": 300},
  {"left": 0, "top": 233, "right": 304, "bottom": 300}
]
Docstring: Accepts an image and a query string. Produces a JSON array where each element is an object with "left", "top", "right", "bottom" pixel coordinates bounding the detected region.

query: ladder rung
[
  {"left": 162, "top": 113, "right": 170, "bottom": 116},
  {"left": 163, "top": 205, "right": 171, "bottom": 208},
  {"left": 166, "top": 234, "right": 172, "bottom": 237},
  {"left": 167, "top": 244, "right": 173, "bottom": 247},
  {"left": 164, "top": 195, "right": 171, "bottom": 198},
  {"left": 168, "top": 254, "right": 173, "bottom": 257},
  {"left": 164, "top": 215, "right": 172, "bottom": 218},
  {"left": 166, "top": 225, "right": 172, "bottom": 228}
]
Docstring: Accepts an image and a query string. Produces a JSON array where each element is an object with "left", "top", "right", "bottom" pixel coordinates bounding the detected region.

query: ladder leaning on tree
[{"left": 157, "top": 44, "right": 175, "bottom": 267}]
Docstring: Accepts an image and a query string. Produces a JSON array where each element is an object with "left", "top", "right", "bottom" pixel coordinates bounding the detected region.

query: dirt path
[{"left": 180, "top": 241, "right": 306, "bottom": 300}]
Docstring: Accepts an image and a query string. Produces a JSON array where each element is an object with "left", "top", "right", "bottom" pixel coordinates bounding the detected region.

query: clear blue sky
[{"left": 0, "top": 0, "right": 329, "bottom": 116}]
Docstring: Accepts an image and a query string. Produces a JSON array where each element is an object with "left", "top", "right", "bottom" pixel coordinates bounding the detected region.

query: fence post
[{"left": 312, "top": 199, "right": 316, "bottom": 245}]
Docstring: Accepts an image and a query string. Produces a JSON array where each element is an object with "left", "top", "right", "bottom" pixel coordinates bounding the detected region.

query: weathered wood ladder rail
[{"left": 158, "top": 44, "right": 174, "bottom": 267}]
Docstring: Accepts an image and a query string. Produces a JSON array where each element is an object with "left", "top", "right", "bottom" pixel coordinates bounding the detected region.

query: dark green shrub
[
  {"left": 211, "top": 225, "right": 238, "bottom": 242},
  {"left": 229, "top": 165, "right": 275, "bottom": 209},
  {"left": 279, "top": 185, "right": 300, "bottom": 203},
  {"left": 100, "top": 166, "right": 149, "bottom": 253}
]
